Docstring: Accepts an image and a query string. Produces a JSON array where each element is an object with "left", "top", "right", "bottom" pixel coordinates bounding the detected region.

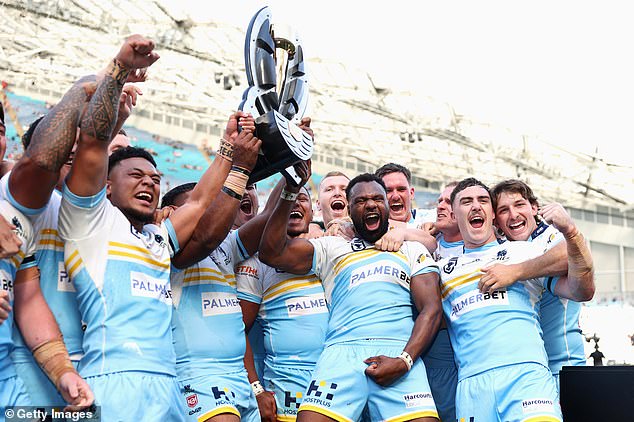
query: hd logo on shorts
[
  {"left": 349, "top": 260, "right": 409, "bottom": 288},
  {"left": 212, "top": 386, "right": 236, "bottom": 404},
  {"left": 456, "top": 418, "right": 475, "bottom": 422},
  {"left": 449, "top": 289, "right": 509, "bottom": 321},
  {"left": 284, "top": 391, "right": 303, "bottom": 409},
  {"left": 303, "top": 380, "right": 337, "bottom": 408}
]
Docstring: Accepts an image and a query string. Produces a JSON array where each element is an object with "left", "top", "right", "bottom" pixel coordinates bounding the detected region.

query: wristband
[
  {"left": 398, "top": 351, "right": 413, "bottom": 371},
  {"left": 280, "top": 189, "right": 298, "bottom": 202},
  {"left": 230, "top": 165, "right": 251, "bottom": 176},
  {"left": 222, "top": 186, "right": 242, "bottom": 200},
  {"left": 251, "top": 380, "right": 265, "bottom": 396},
  {"left": 32, "top": 339, "right": 78, "bottom": 388}
]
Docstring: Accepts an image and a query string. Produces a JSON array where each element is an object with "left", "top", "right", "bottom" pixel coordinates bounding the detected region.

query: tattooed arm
[
  {"left": 65, "top": 35, "right": 159, "bottom": 197},
  {"left": 8, "top": 75, "right": 95, "bottom": 209}
]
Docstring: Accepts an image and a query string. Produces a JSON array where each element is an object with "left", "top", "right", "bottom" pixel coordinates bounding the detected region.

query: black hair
[
  {"left": 108, "top": 146, "right": 157, "bottom": 175},
  {"left": 161, "top": 182, "right": 196, "bottom": 208},
  {"left": 450, "top": 177, "right": 490, "bottom": 206},
  {"left": 374, "top": 163, "right": 412, "bottom": 184},
  {"left": 345, "top": 173, "right": 387, "bottom": 199},
  {"left": 21, "top": 115, "right": 45, "bottom": 150}
]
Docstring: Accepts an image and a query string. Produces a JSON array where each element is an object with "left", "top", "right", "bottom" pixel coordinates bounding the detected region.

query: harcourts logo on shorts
[
  {"left": 349, "top": 260, "right": 409, "bottom": 288},
  {"left": 285, "top": 293, "right": 328, "bottom": 317},
  {"left": 130, "top": 271, "right": 172, "bottom": 305},
  {"left": 522, "top": 398, "right": 555, "bottom": 414},
  {"left": 403, "top": 392, "right": 434, "bottom": 409},
  {"left": 302, "top": 380, "right": 337, "bottom": 408},
  {"left": 449, "top": 289, "right": 509, "bottom": 321},
  {"left": 202, "top": 292, "right": 241, "bottom": 316}
]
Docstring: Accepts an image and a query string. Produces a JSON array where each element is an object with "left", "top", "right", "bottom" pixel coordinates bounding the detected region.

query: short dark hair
[
  {"left": 346, "top": 173, "right": 387, "bottom": 199},
  {"left": 161, "top": 182, "right": 196, "bottom": 208},
  {"left": 21, "top": 115, "right": 45, "bottom": 150},
  {"left": 108, "top": 146, "right": 157, "bottom": 175},
  {"left": 450, "top": 177, "right": 490, "bottom": 206},
  {"left": 490, "top": 179, "right": 539, "bottom": 211},
  {"left": 374, "top": 163, "right": 411, "bottom": 184}
]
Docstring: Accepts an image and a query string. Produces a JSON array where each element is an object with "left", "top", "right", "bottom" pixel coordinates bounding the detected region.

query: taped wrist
[
  {"left": 32, "top": 339, "right": 77, "bottom": 388},
  {"left": 222, "top": 166, "right": 250, "bottom": 200},
  {"left": 217, "top": 138, "right": 234, "bottom": 161},
  {"left": 565, "top": 230, "right": 593, "bottom": 274}
]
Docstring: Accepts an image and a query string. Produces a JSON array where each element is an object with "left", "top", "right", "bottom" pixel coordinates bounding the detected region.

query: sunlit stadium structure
[{"left": 2, "top": 0, "right": 633, "bottom": 362}]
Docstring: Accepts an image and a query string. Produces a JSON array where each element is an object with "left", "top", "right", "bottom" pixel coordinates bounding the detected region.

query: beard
[
  {"left": 120, "top": 205, "right": 155, "bottom": 226},
  {"left": 351, "top": 212, "right": 390, "bottom": 244}
]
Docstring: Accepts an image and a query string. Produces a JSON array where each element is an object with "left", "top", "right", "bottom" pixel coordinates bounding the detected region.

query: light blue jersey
[
  {"left": 236, "top": 254, "right": 328, "bottom": 369},
  {"left": 439, "top": 240, "right": 553, "bottom": 380},
  {"left": 5, "top": 189, "right": 85, "bottom": 405},
  {"left": 433, "top": 232, "right": 464, "bottom": 262},
  {"left": 58, "top": 185, "right": 178, "bottom": 378},
  {"left": 0, "top": 199, "right": 37, "bottom": 382},
  {"left": 171, "top": 230, "right": 249, "bottom": 379},
  {"left": 529, "top": 222, "right": 585, "bottom": 378},
  {"left": 309, "top": 236, "right": 439, "bottom": 346}
]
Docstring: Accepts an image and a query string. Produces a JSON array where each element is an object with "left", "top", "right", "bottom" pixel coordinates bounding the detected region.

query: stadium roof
[{"left": 1, "top": 0, "right": 632, "bottom": 210}]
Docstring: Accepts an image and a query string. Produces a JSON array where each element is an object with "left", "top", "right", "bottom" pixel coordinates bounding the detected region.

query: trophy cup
[{"left": 238, "top": 6, "right": 313, "bottom": 186}]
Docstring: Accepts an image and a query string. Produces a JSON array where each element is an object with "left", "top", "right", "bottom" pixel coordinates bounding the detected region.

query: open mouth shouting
[
  {"left": 389, "top": 201, "right": 405, "bottom": 214},
  {"left": 135, "top": 191, "right": 154, "bottom": 206},
  {"left": 507, "top": 219, "right": 527, "bottom": 234},
  {"left": 240, "top": 197, "right": 253, "bottom": 216},
  {"left": 364, "top": 211, "right": 382, "bottom": 231},
  {"left": 469, "top": 213, "right": 485, "bottom": 229},
  {"left": 289, "top": 210, "right": 304, "bottom": 222},
  {"left": 330, "top": 199, "right": 346, "bottom": 214}
]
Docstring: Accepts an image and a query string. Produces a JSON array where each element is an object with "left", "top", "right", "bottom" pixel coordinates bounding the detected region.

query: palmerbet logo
[
  {"left": 130, "top": 271, "right": 172, "bottom": 304},
  {"left": 349, "top": 260, "right": 409, "bottom": 288},
  {"left": 449, "top": 289, "right": 508, "bottom": 321},
  {"left": 285, "top": 293, "right": 328, "bottom": 317},
  {"left": 202, "top": 292, "right": 241, "bottom": 316}
]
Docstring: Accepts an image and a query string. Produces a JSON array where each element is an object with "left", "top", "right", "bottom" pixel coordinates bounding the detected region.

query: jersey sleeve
[
  {"left": 308, "top": 237, "right": 330, "bottom": 279},
  {"left": 406, "top": 241, "right": 439, "bottom": 277},
  {"left": 236, "top": 255, "right": 263, "bottom": 304},
  {"left": 58, "top": 182, "right": 110, "bottom": 241},
  {"left": 226, "top": 230, "right": 250, "bottom": 264}
]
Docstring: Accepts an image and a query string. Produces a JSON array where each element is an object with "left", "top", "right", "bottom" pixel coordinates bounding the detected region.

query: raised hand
[
  {"left": 232, "top": 129, "right": 261, "bottom": 172},
  {"left": 539, "top": 203, "right": 577, "bottom": 238},
  {"left": 115, "top": 35, "right": 160, "bottom": 70}
]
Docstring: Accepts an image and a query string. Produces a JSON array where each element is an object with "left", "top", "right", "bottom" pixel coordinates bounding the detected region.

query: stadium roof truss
[{"left": 1, "top": 0, "right": 631, "bottom": 210}]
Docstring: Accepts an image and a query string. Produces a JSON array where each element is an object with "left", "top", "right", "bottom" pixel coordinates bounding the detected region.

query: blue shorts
[
  {"left": 179, "top": 369, "right": 259, "bottom": 422},
  {"left": 456, "top": 363, "right": 562, "bottom": 422},
  {"left": 87, "top": 371, "right": 185, "bottom": 421},
  {"left": 14, "top": 357, "right": 81, "bottom": 406},
  {"left": 0, "top": 375, "right": 31, "bottom": 422},
  {"left": 423, "top": 329, "right": 457, "bottom": 422},
  {"left": 298, "top": 341, "right": 438, "bottom": 422},
  {"left": 263, "top": 364, "right": 314, "bottom": 420}
]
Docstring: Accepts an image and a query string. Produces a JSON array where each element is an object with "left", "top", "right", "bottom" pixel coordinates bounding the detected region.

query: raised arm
[
  {"left": 13, "top": 266, "right": 94, "bottom": 410},
  {"left": 66, "top": 35, "right": 158, "bottom": 197},
  {"left": 364, "top": 271, "right": 442, "bottom": 386},
  {"left": 8, "top": 75, "right": 95, "bottom": 209},
  {"left": 258, "top": 163, "right": 315, "bottom": 275},
  {"left": 166, "top": 112, "right": 258, "bottom": 249},
  {"left": 545, "top": 204, "right": 594, "bottom": 301}
]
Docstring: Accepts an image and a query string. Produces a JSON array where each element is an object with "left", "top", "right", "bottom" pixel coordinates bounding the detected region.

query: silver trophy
[{"left": 238, "top": 6, "right": 312, "bottom": 186}]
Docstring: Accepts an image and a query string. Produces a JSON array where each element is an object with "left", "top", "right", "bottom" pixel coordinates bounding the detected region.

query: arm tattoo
[
  {"left": 80, "top": 61, "right": 129, "bottom": 143},
  {"left": 24, "top": 76, "right": 96, "bottom": 172}
]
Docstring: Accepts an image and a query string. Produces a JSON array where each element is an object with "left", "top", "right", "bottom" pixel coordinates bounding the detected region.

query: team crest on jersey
[
  {"left": 183, "top": 384, "right": 195, "bottom": 394},
  {"left": 443, "top": 257, "right": 458, "bottom": 274},
  {"left": 350, "top": 237, "right": 366, "bottom": 251}
]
